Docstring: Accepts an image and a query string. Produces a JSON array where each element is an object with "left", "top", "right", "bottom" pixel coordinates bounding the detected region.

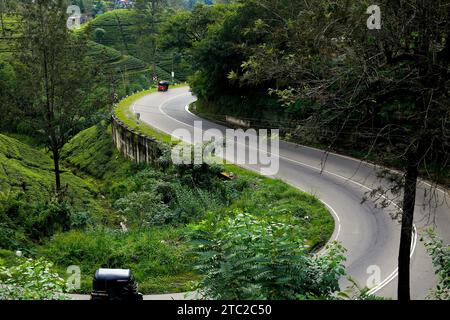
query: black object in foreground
[{"left": 91, "top": 269, "right": 143, "bottom": 301}]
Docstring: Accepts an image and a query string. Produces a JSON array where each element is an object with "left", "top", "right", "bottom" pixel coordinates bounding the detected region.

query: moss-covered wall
[{"left": 111, "top": 116, "right": 164, "bottom": 165}]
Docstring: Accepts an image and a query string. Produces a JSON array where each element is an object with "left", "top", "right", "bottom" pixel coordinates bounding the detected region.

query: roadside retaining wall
[
  {"left": 225, "top": 116, "right": 251, "bottom": 128},
  {"left": 111, "top": 115, "right": 164, "bottom": 165}
]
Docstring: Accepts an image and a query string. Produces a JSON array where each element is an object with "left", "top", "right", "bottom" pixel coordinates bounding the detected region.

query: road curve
[{"left": 126, "top": 86, "right": 449, "bottom": 300}]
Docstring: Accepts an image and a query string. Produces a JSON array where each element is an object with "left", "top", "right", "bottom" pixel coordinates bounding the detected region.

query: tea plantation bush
[{"left": 0, "top": 134, "right": 105, "bottom": 250}]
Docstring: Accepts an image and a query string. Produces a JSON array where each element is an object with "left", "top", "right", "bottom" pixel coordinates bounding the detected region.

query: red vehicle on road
[{"left": 157, "top": 80, "right": 170, "bottom": 92}]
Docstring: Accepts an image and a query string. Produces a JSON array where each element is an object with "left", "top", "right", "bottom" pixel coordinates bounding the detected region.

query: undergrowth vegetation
[
  {"left": 190, "top": 212, "right": 344, "bottom": 300},
  {"left": 40, "top": 119, "right": 333, "bottom": 294},
  {"left": 1, "top": 97, "right": 334, "bottom": 296}
]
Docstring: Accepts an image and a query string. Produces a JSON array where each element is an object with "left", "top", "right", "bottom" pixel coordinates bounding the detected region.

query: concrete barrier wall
[
  {"left": 225, "top": 116, "right": 251, "bottom": 128},
  {"left": 111, "top": 116, "right": 164, "bottom": 165}
]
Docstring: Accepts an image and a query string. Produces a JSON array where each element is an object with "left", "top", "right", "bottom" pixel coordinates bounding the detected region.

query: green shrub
[
  {"left": 0, "top": 194, "right": 79, "bottom": 248},
  {"left": 70, "top": 211, "right": 92, "bottom": 229},
  {"left": 127, "top": 167, "right": 165, "bottom": 192},
  {"left": 225, "top": 171, "right": 334, "bottom": 250},
  {"left": 26, "top": 199, "right": 72, "bottom": 241},
  {"left": 190, "top": 212, "right": 346, "bottom": 300},
  {"left": 94, "top": 28, "right": 106, "bottom": 43},
  {"left": 61, "top": 124, "right": 127, "bottom": 180},
  {"left": 115, "top": 191, "right": 172, "bottom": 228},
  {"left": 0, "top": 195, "right": 30, "bottom": 249},
  {"left": 0, "top": 257, "right": 67, "bottom": 300},
  {"left": 171, "top": 186, "right": 210, "bottom": 223},
  {"left": 423, "top": 230, "right": 450, "bottom": 300},
  {"left": 0, "top": 225, "right": 18, "bottom": 250},
  {"left": 0, "top": 249, "right": 19, "bottom": 267}
]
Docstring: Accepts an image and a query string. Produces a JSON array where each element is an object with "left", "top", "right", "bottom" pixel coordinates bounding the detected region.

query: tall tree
[
  {"left": 160, "top": 3, "right": 234, "bottom": 51},
  {"left": 236, "top": 0, "right": 450, "bottom": 300},
  {"left": 13, "top": 0, "right": 102, "bottom": 197},
  {"left": 134, "top": 0, "right": 167, "bottom": 81}
]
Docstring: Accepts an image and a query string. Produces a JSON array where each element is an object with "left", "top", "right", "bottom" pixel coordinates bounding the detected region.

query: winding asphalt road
[{"left": 120, "top": 86, "right": 449, "bottom": 300}]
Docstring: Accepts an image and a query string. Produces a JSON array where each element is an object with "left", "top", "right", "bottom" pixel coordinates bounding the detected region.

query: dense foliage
[
  {"left": 0, "top": 1, "right": 349, "bottom": 299},
  {"left": 0, "top": 257, "right": 67, "bottom": 300},
  {"left": 423, "top": 231, "right": 450, "bottom": 300},
  {"left": 160, "top": 2, "right": 286, "bottom": 125},
  {"left": 191, "top": 212, "right": 345, "bottom": 300},
  {"left": 163, "top": 0, "right": 450, "bottom": 300},
  {"left": 164, "top": 0, "right": 450, "bottom": 183},
  {"left": 37, "top": 122, "right": 332, "bottom": 295}
]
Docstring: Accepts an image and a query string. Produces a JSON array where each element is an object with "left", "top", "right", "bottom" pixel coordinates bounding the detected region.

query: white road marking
[
  {"left": 185, "top": 104, "right": 195, "bottom": 116},
  {"left": 132, "top": 90, "right": 421, "bottom": 297},
  {"left": 323, "top": 201, "right": 342, "bottom": 241}
]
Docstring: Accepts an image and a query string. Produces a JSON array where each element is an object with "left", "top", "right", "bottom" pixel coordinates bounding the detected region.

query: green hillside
[
  {"left": 84, "top": 10, "right": 143, "bottom": 56},
  {"left": 0, "top": 133, "right": 106, "bottom": 250},
  {"left": 84, "top": 10, "right": 189, "bottom": 82},
  {"left": 0, "top": 11, "right": 186, "bottom": 84},
  {"left": 0, "top": 134, "right": 97, "bottom": 205},
  {"left": 86, "top": 40, "right": 175, "bottom": 88},
  {"left": 0, "top": 16, "right": 157, "bottom": 96},
  {"left": 0, "top": 16, "right": 19, "bottom": 58},
  {"left": 87, "top": 40, "right": 146, "bottom": 74}
]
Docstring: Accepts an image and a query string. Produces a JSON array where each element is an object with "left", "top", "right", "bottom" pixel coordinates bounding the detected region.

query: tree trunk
[
  {"left": 151, "top": 0, "right": 157, "bottom": 82},
  {"left": 397, "top": 152, "right": 419, "bottom": 300},
  {"left": 52, "top": 148, "right": 61, "bottom": 197},
  {"left": 0, "top": 3, "right": 5, "bottom": 34}
]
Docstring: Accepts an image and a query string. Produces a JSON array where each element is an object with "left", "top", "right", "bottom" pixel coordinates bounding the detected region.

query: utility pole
[
  {"left": 171, "top": 52, "right": 175, "bottom": 83},
  {"left": 151, "top": 0, "right": 157, "bottom": 84}
]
